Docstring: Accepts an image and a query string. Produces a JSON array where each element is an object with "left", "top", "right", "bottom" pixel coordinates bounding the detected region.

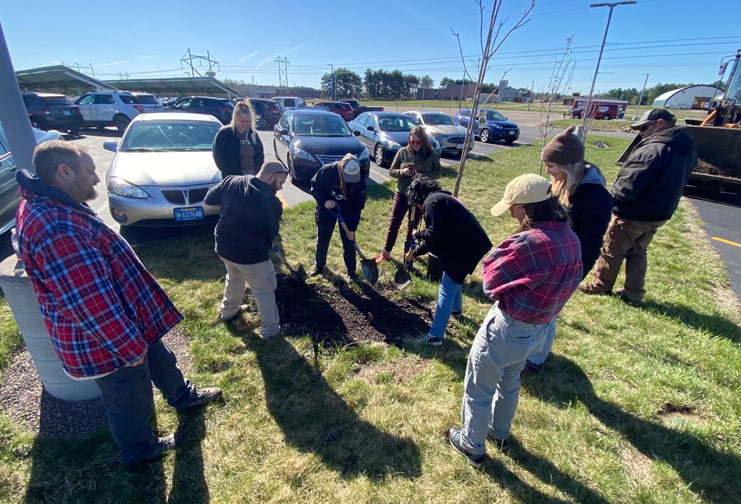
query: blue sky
[{"left": 1, "top": 0, "right": 739, "bottom": 94}]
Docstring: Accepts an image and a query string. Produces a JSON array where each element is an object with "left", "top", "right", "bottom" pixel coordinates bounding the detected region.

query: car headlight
[
  {"left": 108, "top": 176, "right": 149, "bottom": 199},
  {"left": 435, "top": 134, "right": 449, "bottom": 140},
  {"left": 292, "top": 145, "right": 314, "bottom": 161},
  {"left": 358, "top": 147, "right": 370, "bottom": 162},
  {"left": 491, "top": 123, "right": 503, "bottom": 129}
]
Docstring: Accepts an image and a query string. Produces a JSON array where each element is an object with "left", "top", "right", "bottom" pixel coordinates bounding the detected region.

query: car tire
[
  {"left": 69, "top": 128, "right": 80, "bottom": 137},
  {"left": 113, "top": 114, "right": 130, "bottom": 133},
  {"left": 286, "top": 154, "right": 296, "bottom": 179},
  {"left": 602, "top": 114, "right": 611, "bottom": 120},
  {"left": 258, "top": 117, "right": 267, "bottom": 130},
  {"left": 573, "top": 113, "right": 581, "bottom": 120},
  {"left": 374, "top": 144, "right": 386, "bottom": 167},
  {"left": 480, "top": 128, "right": 490, "bottom": 143}
]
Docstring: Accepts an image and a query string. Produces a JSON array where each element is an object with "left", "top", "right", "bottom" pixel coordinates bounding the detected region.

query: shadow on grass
[
  {"left": 234, "top": 327, "right": 422, "bottom": 479},
  {"left": 167, "top": 407, "right": 209, "bottom": 503},
  {"left": 524, "top": 354, "right": 741, "bottom": 504},
  {"left": 639, "top": 299, "right": 740, "bottom": 343},
  {"left": 24, "top": 406, "right": 166, "bottom": 503}
]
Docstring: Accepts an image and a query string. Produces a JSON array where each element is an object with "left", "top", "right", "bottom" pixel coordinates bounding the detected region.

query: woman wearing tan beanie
[{"left": 524, "top": 126, "right": 612, "bottom": 373}]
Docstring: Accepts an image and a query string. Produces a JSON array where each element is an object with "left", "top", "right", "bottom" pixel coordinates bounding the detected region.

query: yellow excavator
[{"left": 619, "top": 49, "right": 741, "bottom": 194}]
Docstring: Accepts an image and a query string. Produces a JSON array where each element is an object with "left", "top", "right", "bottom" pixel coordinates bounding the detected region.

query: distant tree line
[{"left": 596, "top": 80, "right": 726, "bottom": 105}]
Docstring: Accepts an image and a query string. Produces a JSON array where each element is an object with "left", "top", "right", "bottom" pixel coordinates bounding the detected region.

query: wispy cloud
[
  {"left": 256, "top": 44, "right": 306, "bottom": 69},
  {"left": 136, "top": 55, "right": 157, "bottom": 60},
  {"left": 240, "top": 50, "right": 259, "bottom": 63},
  {"left": 97, "top": 59, "right": 129, "bottom": 68}
]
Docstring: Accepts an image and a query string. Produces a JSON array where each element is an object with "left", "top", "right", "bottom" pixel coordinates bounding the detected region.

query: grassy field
[{"left": 1, "top": 137, "right": 739, "bottom": 503}]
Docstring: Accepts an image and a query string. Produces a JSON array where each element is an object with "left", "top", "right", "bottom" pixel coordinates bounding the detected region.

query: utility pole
[
  {"left": 180, "top": 49, "right": 220, "bottom": 78},
  {"left": 527, "top": 79, "right": 534, "bottom": 111},
  {"left": 275, "top": 57, "right": 289, "bottom": 89},
  {"left": 327, "top": 64, "right": 335, "bottom": 100},
  {"left": 581, "top": 1, "right": 637, "bottom": 133},
  {"left": 633, "top": 72, "right": 649, "bottom": 120}
]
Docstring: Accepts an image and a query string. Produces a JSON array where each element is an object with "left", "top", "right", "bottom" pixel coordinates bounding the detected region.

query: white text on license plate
[{"left": 174, "top": 207, "right": 204, "bottom": 221}]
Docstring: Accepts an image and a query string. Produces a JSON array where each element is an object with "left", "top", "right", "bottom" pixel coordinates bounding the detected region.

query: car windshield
[
  {"left": 121, "top": 122, "right": 220, "bottom": 151},
  {"left": 133, "top": 94, "right": 160, "bottom": 104},
  {"left": 421, "top": 113, "right": 457, "bottom": 126},
  {"left": 378, "top": 115, "right": 417, "bottom": 132},
  {"left": 292, "top": 115, "right": 351, "bottom": 137},
  {"left": 485, "top": 110, "right": 507, "bottom": 121}
]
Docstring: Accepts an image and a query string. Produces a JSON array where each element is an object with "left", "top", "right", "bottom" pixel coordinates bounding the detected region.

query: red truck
[{"left": 568, "top": 98, "right": 628, "bottom": 120}]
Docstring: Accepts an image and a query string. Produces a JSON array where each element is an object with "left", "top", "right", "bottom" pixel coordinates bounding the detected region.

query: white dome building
[{"left": 652, "top": 85, "right": 723, "bottom": 110}]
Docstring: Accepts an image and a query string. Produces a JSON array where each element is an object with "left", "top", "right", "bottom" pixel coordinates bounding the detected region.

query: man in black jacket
[
  {"left": 405, "top": 177, "right": 492, "bottom": 345},
  {"left": 205, "top": 160, "right": 288, "bottom": 338},
  {"left": 580, "top": 108, "right": 697, "bottom": 303}
]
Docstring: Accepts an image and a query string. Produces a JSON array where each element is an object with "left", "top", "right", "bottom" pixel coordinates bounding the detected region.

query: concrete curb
[{"left": 440, "top": 151, "right": 490, "bottom": 169}]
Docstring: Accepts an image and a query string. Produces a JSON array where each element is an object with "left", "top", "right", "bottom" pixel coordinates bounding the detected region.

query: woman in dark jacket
[
  {"left": 212, "top": 100, "right": 265, "bottom": 177},
  {"left": 525, "top": 125, "right": 612, "bottom": 372},
  {"left": 309, "top": 154, "right": 368, "bottom": 283},
  {"left": 377, "top": 126, "right": 441, "bottom": 263},
  {"left": 405, "top": 177, "right": 492, "bottom": 346}
]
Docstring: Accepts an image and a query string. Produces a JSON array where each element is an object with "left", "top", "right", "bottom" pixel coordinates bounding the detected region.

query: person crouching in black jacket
[
  {"left": 405, "top": 177, "right": 492, "bottom": 346},
  {"left": 205, "top": 160, "right": 288, "bottom": 339},
  {"left": 309, "top": 154, "right": 368, "bottom": 283},
  {"left": 212, "top": 100, "right": 265, "bottom": 177}
]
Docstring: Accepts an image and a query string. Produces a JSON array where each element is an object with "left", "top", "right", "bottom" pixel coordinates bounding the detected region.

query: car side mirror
[
  {"left": 278, "top": 128, "right": 289, "bottom": 136},
  {"left": 353, "top": 130, "right": 360, "bottom": 136},
  {"left": 366, "top": 126, "right": 375, "bottom": 132},
  {"left": 103, "top": 141, "right": 118, "bottom": 152}
]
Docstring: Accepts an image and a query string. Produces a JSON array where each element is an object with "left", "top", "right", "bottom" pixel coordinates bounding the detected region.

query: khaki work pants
[
  {"left": 590, "top": 215, "right": 666, "bottom": 301},
  {"left": 220, "top": 258, "right": 280, "bottom": 338}
]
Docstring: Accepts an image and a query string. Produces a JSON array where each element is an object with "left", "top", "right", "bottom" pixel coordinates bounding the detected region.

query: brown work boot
[{"left": 578, "top": 282, "right": 611, "bottom": 296}]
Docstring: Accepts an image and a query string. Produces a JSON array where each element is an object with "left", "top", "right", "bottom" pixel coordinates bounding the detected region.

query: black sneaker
[
  {"left": 446, "top": 427, "right": 484, "bottom": 468},
  {"left": 181, "top": 387, "right": 222, "bottom": 409},
  {"left": 486, "top": 432, "right": 509, "bottom": 451},
  {"left": 451, "top": 310, "right": 463, "bottom": 320},
  {"left": 615, "top": 290, "right": 642, "bottom": 306},
  {"left": 308, "top": 265, "right": 324, "bottom": 277},
  {"left": 127, "top": 434, "right": 178, "bottom": 467}
]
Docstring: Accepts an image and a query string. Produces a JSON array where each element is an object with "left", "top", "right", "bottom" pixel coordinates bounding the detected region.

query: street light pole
[
  {"left": 581, "top": 1, "right": 637, "bottom": 132},
  {"left": 327, "top": 64, "right": 335, "bottom": 100},
  {"left": 633, "top": 72, "right": 649, "bottom": 120}
]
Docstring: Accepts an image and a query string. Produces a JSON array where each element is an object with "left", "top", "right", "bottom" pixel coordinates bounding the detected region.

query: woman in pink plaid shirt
[{"left": 446, "top": 174, "right": 583, "bottom": 468}]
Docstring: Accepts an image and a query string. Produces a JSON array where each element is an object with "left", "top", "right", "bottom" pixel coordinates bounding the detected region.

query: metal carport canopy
[
  {"left": 15, "top": 65, "right": 117, "bottom": 94},
  {"left": 101, "top": 77, "right": 241, "bottom": 98}
]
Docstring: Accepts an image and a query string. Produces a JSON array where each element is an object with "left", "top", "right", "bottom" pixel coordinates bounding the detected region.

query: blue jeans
[
  {"left": 526, "top": 316, "right": 557, "bottom": 365},
  {"left": 428, "top": 272, "right": 462, "bottom": 340},
  {"left": 95, "top": 340, "right": 195, "bottom": 465},
  {"left": 459, "top": 303, "right": 554, "bottom": 456}
]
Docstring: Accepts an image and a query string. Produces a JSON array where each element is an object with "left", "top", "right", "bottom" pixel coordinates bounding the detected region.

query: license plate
[
  {"left": 508, "top": 130, "right": 515, "bottom": 135},
  {"left": 455, "top": 144, "right": 464, "bottom": 149},
  {"left": 64, "top": 110, "right": 71, "bottom": 115},
  {"left": 174, "top": 207, "right": 203, "bottom": 221}
]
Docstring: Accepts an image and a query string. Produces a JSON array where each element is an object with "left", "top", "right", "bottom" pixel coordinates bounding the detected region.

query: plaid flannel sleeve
[
  {"left": 481, "top": 234, "right": 546, "bottom": 300},
  {"left": 35, "top": 231, "right": 147, "bottom": 366}
]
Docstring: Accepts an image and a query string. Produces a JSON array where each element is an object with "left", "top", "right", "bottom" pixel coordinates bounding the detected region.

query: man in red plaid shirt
[
  {"left": 15, "top": 141, "right": 221, "bottom": 466},
  {"left": 446, "top": 174, "right": 582, "bottom": 468}
]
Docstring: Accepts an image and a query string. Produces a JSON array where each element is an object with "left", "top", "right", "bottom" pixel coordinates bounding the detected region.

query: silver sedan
[
  {"left": 403, "top": 110, "right": 474, "bottom": 155},
  {"left": 103, "top": 112, "right": 222, "bottom": 226}
]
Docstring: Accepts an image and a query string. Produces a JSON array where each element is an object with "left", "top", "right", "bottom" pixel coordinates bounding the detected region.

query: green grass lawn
[{"left": 1, "top": 137, "right": 739, "bottom": 503}]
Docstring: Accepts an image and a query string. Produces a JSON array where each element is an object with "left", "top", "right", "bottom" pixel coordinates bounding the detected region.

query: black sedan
[
  {"left": 273, "top": 110, "right": 370, "bottom": 182},
  {"left": 349, "top": 112, "right": 441, "bottom": 167}
]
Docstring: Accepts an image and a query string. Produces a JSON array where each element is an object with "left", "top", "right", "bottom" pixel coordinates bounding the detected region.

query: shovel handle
[{"left": 327, "top": 207, "right": 354, "bottom": 242}]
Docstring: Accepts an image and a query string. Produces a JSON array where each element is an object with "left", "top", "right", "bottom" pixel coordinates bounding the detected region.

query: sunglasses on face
[
  {"left": 409, "top": 140, "right": 422, "bottom": 145},
  {"left": 638, "top": 122, "right": 655, "bottom": 132}
]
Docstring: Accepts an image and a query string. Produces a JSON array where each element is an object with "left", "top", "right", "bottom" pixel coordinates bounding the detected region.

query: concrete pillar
[{"left": 0, "top": 255, "right": 101, "bottom": 400}]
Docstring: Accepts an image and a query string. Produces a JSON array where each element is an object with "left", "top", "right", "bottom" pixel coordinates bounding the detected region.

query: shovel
[
  {"left": 394, "top": 208, "right": 421, "bottom": 290},
  {"left": 272, "top": 245, "right": 307, "bottom": 282},
  {"left": 328, "top": 207, "right": 378, "bottom": 284}
]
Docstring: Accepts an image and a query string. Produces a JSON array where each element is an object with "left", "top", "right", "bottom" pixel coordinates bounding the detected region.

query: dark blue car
[
  {"left": 273, "top": 110, "right": 370, "bottom": 182},
  {"left": 454, "top": 108, "right": 519, "bottom": 144}
]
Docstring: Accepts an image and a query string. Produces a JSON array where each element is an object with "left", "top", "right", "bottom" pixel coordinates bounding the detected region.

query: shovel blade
[
  {"left": 292, "top": 265, "right": 307, "bottom": 283},
  {"left": 360, "top": 259, "right": 378, "bottom": 284},
  {"left": 393, "top": 267, "right": 412, "bottom": 290}
]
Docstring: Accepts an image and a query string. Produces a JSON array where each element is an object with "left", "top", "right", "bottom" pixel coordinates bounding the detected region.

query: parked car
[
  {"left": 404, "top": 110, "right": 474, "bottom": 154},
  {"left": 273, "top": 109, "right": 370, "bottom": 182},
  {"left": 568, "top": 99, "right": 627, "bottom": 120},
  {"left": 22, "top": 92, "right": 83, "bottom": 135},
  {"left": 349, "top": 112, "right": 441, "bottom": 168},
  {"left": 102, "top": 113, "right": 223, "bottom": 227},
  {"left": 273, "top": 96, "right": 305, "bottom": 111},
  {"left": 313, "top": 101, "right": 354, "bottom": 122},
  {"left": 248, "top": 98, "right": 282, "bottom": 130},
  {"left": 75, "top": 90, "right": 164, "bottom": 132},
  {"left": 339, "top": 99, "right": 385, "bottom": 121},
  {"left": 166, "top": 96, "right": 235, "bottom": 125},
  {"left": 0, "top": 123, "right": 62, "bottom": 234},
  {"left": 454, "top": 108, "right": 519, "bottom": 144}
]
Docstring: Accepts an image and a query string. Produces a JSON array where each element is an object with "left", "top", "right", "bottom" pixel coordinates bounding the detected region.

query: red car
[{"left": 313, "top": 101, "right": 354, "bottom": 122}]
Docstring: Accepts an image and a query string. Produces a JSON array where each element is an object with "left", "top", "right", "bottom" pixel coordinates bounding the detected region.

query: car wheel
[
  {"left": 113, "top": 114, "right": 130, "bottom": 133},
  {"left": 69, "top": 128, "right": 80, "bottom": 137},
  {"left": 374, "top": 144, "right": 386, "bottom": 167},
  {"left": 286, "top": 154, "right": 296, "bottom": 179},
  {"left": 258, "top": 117, "right": 267, "bottom": 130},
  {"left": 573, "top": 113, "right": 581, "bottom": 120},
  {"left": 602, "top": 114, "right": 611, "bottom": 120},
  {"left": 480, "top": 128, "right": 490, "bottom": 143}
]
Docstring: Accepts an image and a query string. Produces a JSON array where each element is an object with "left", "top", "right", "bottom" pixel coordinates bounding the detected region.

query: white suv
[{"left": 75, "top": 90, "right": 164, "bottom": 132}]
